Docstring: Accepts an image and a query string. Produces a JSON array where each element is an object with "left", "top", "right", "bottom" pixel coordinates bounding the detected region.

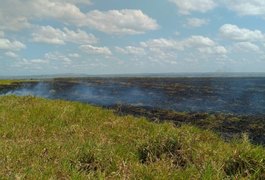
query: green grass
[
  {"left": 0, "top": 80, "right": 36, "bottom": 85},
  {"left": 0, "top": 96, "right": 265, "bottom": 179}
]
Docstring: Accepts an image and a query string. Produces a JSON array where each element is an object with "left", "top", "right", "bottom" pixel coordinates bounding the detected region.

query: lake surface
[{"left": 2, "top": 77, "right": 265, "bottom": 115}]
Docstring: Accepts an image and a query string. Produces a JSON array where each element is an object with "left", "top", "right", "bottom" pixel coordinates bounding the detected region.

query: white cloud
[
  {"left": 233, "top": 42, "right": 261, "bottom": 52},
  {"left": 34, "top": 1, "right": 86, "bottom": 24},
  {"left": 0, "top": 38, "right": 26, "bottom": 51},
  {"left": 30, "top": 59, "right": 48, "bottom": 64},
  {"left": 0, "top": 1, "right": 158, "bottom": 35},
  {"left": 5, "top": 51, "right": 18, "bottom": 58},
  {"left": 56, "top": 0, "right": 91, "bottom": 5},
  {"left": 115, "top": 46, "right": 146, "bottom": 55},
  {"left": 220, "top": 24, "right": 265, "bottom": 42},
  {"left": 224, "top": 0, "right": 265, "bottom": 16},
  {"left": 138, "top": 35, "right": 227, "bottom": 64},
  {"left": 45, "top": 52, "right": 71, "bottom": 62},
  {"left": 140, "top": 36, "right": 217, "bottom": 51},
  {"left": 141, "top": 38, "right": 181, "bottom": 50},
  {"left": 32, "top": 26, "right": 97, "bottom": 45},
  {"left": 198, "top": 46, "right": 228, "bottom": 55},
  {"left": 186, "top": 18, "right": 209, "bottom": 27},
  {"left": 62, "top": 28, "right": 97, "bottom": 44},
  {"left": 0, "top": 0, "right": 85, "bottom": 31},
  {"left": 0, "top": 15, "right": 31, "bottom": 31},
  {"left": 14, "top": 58, "right": 49, "bottom": 71},
  {"left": 32, "top": 26, "right": 65, "bottom": 45},
  {"left": 169, "top": 0, "right": 265, "bottom": 18},
  {"left": 68, "top": 53, "right": 80, "bottom": 58},
  {"left": 183, "top": 35, "right": 216, "bottom": 47},
  {"left": 80, "top": 45, "right": 112, "bottom": 56},
  {"left": 169, "top": 0, "right": 217, "bottom": 14},
  {"left": 43, "top": 51, "right": 80, "bottom": 66},
  {"left": 85, "top": 9, "right": 159, "bottom": 35}
]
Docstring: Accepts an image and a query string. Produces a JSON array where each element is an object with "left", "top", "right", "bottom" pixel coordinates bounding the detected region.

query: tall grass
[{"left": 0, "top": 96, "right": 264, "bottom": 179}]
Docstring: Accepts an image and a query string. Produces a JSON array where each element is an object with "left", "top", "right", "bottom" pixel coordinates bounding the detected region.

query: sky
[{"left": 1, "top": 0, "right": 265, "bottom": 76}]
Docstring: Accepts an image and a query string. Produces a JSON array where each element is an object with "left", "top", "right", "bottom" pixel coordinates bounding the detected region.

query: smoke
[
  {"left": 4, "top": 82, "right": 52, "bottom": 98},
  {"left": 1, "top": 78, "right": 265, "bottom": 115},
  {"left": 1, "top": 81, "right": 160, "bottom": 107}
]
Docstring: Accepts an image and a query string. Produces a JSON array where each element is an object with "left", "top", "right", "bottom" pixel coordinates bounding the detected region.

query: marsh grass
[{"left": 0, "top": 95, "right": 265, "bottom": 179}]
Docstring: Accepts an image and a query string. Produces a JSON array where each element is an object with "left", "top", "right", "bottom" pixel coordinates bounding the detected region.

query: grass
[
  {"left": 0, "top": 79, "right": 36, "bottom": 86},
  {"left": 0, "top": 96, "right": 265, "bottom": 179}
]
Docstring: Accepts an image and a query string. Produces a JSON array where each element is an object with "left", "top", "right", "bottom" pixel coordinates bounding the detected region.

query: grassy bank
[{"left": 0, "top": 96, "right": 265, "bottom": 179}]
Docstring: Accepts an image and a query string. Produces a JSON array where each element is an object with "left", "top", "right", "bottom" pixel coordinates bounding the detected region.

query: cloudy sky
[{"left": 1, "top": 0, "right": 265, "bottom": 76}]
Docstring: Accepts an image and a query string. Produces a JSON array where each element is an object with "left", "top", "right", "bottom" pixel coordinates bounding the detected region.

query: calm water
[{"left": 2, "top": 77, "right": 265, "bottom": 115}]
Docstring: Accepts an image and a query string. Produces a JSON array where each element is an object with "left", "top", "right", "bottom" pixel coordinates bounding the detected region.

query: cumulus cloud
[
  {"left": 43, "top": 51, "right": 80, "bottom": 66},
  {"left": 219, "top": 24, "right": 265, "bottom": 42},
  {"left": 5, "top": 51, "right": 18, "bottom": 58},
  {"left": 56, "top": 0, "right": 91, "bottom": 5},
  {"left": 186, "top": 18, "right": 209, "bottom": 27},
  {"left": 80, "top": 45, "right": 112, "bottom": 56},
  {"left": 233, "top": 42, "right": 261, "bottom": 52},
  {"left": 141, "top": 38, "right": 181, "bottom": 50},
  {"left": 18, "top": 52, "right": 80, "bottom": 69},
  {"left": 115, "top": 46, "right": 146, "bottom": 55},
  {"left": 223, "top": 0, "right": 265, "bottom": 16},
  {"left": 30, "top": 59, "right": 48, "bottom": 64},
  {"left": 32, "top": 26, "right": 97, "bottom": 45},
  {"left": 0, "top": 1, "right": 158, "bottom": 35},
  {"left": 0, "top": 38, "right": 26, "bottom": 51},
  {"left": 140, "top": 36, "right": 217, "bottom": 51},
  {"left": 137, "top": 35, "right": 227, "bottom": 64},
  {"left": 14, "top": 58, "right": 50, "bottom": 72},
  {"left": 183, "top": 35, "right": 215, "bottom": 47},
  {"left": 169, "top": 0, "right": 217, "bottom": 14},
  {"left": 68, "top": 53, "right": 80, "bottom": 58},
  {"left": 198, "top": 46, "right": 228, "bottom": 55},
  {"left": 32, "top": 26, "right": 65, "bottom": 45},
  {"left": 0, "top": 15, "right": 31, "bottom": 31},
  {"left": 85, "top": 9, "right": 159, "bottom": 35},
  {"left": 45, "top": 52, "right": 71, "bottom": 61},
  {"left": 34, "top": 1, "right": 86, "bottom": 24},
  {"left": 169, "top": 0, "right": 265, "bottom": 18},
  {"left": 0, "top": 0, "right": 84, "bottom": 31}
]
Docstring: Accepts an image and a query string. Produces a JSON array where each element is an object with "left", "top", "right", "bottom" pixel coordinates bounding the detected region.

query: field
[
  {"left": 1, "top": 78, "right": 265, "bottom": 145},
  {"left": 1, "top": 95, "right": 265, "bottom": 179},
  {"left": 1, "top": 79, "right": 265, "bottom": 179}
]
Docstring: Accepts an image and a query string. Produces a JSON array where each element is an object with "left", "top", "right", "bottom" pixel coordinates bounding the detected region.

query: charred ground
[{"left": 1, "top": 77, "right": 265, "bottom": 145}]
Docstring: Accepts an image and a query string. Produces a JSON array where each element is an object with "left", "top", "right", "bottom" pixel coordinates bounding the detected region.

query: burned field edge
[
  {"left": 1, "top": 78, "right": 265, "bottom": 146},
  {"left": 0, "top": 79, "right": 39, "bottom": 93},
  {"left": 110, "top": 105, "right": 265, "bottom": 145}
]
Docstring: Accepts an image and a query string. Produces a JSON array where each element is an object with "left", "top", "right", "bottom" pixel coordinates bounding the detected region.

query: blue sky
[{"left": 1, "top": 0, "right": 265, "bottom": 76}]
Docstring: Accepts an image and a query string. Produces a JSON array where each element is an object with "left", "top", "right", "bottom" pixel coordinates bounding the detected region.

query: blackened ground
[
  {"left": 110, "top": 105, "right": 265, "bottom": 145},
  {"left": 1, "top": 77, "right": 265, "bottom": 145}
]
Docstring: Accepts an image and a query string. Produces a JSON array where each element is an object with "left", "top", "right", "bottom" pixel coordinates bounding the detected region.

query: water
[{"left": 2, "top": 77, "right": 265, "bottom": 115}]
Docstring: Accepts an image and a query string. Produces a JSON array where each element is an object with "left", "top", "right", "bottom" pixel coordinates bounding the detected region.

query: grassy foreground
[{"left": 0, "top": 96, "right": 265, "bottom": 179}]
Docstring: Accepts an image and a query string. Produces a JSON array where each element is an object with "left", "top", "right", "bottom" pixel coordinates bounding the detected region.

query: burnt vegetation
[
  {"left": 3, "top": 77, "right": 264, "bottom": 144},
  {"left": 1, "top": 78, "right": 265, "bottom": 178}
]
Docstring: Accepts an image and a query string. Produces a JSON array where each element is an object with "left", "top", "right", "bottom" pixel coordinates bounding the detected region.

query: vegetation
[
  {"left": 0, "top": 79, "right": 36, "bottom": 86},
  {"left": 0, "top": 96, "right": 265, "bottom": 179}
]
